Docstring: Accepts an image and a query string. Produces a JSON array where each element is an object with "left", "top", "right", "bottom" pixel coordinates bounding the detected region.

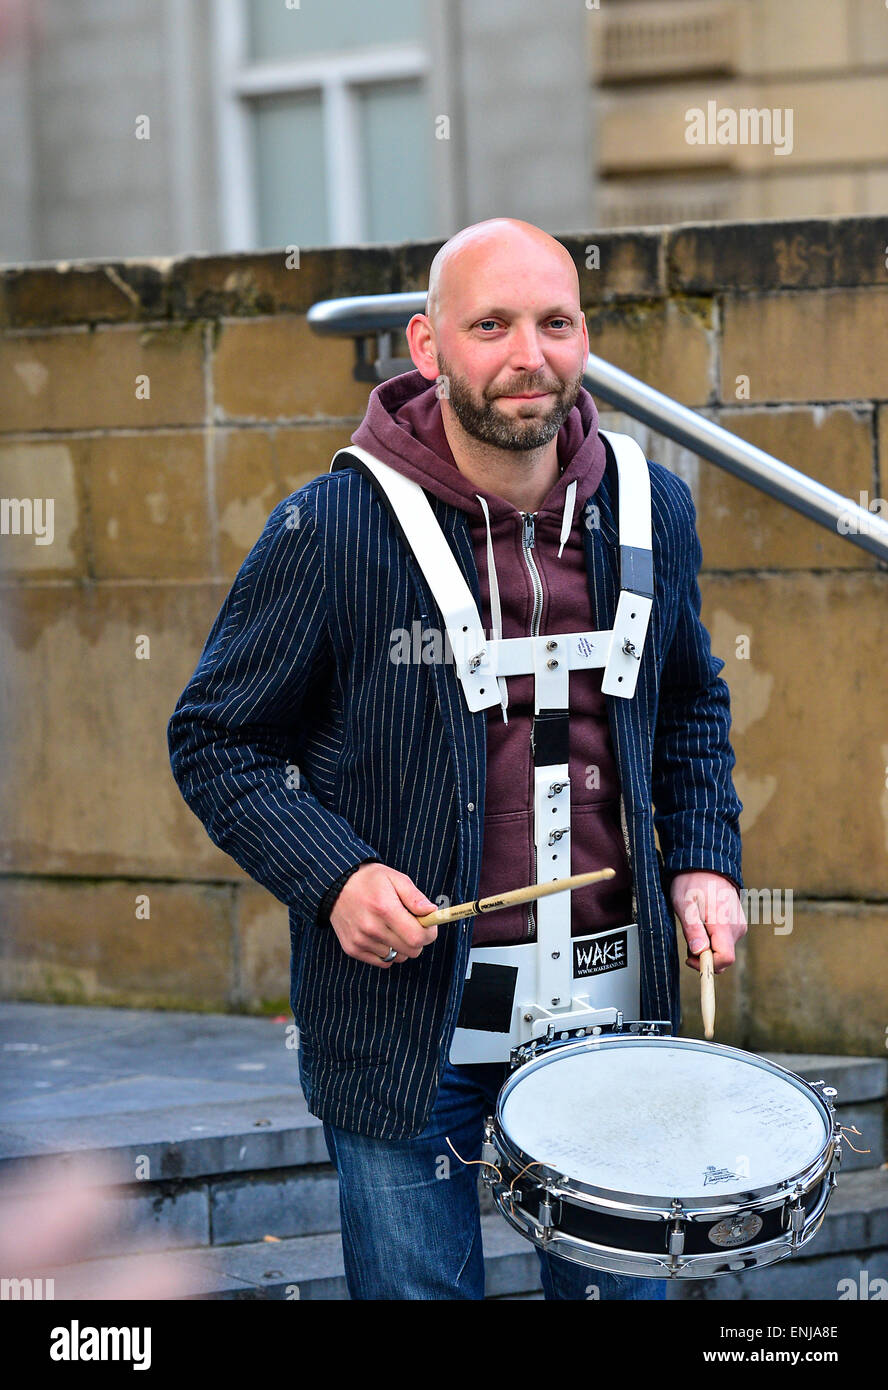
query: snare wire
[
  {"left": 445, "top": 1139, "right": 559, "bottom": 1220},
  {"left": 445, "top": 1135, "right": 503, "bottom": 1184},
  {"left": 839, "top": 1124, "right": 870, "bottom": 1154}
]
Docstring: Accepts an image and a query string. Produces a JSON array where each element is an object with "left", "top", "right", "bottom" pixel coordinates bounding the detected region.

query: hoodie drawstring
[{"left": 558, "top": 480, "right": 577, "bottom": 558}]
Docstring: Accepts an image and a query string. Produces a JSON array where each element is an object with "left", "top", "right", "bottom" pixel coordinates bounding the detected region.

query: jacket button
[{"left": 467, "top": 802, "right": 475, "bottom": 812}]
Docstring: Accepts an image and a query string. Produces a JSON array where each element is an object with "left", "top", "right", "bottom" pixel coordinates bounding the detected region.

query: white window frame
[{"left": 213, "top": 0, "right": 430, "bottom": 249}]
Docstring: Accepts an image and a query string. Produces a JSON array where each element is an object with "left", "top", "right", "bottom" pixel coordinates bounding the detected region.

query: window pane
[
  {"left": 247, "top": 0, "right": 425, "bottom": 61},
  {"left": 358, "top": 80, "right": 431, "bottom": 243},
  {"left": 252, "top": 91, "right": 328, "bottom": 248}
]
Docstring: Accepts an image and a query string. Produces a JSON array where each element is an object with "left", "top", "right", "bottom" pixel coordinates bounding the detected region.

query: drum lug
[
  {"left": 786, "top": 1186, "right": 806, "bottom": 1251},
  {"left": 536, "top": 1186, "right": 559, "bottom": 1237},
  {"left": 538, "top": 1191, "right": 554, "bottom": 1230},
  {"left": 667, "top": 1200, "right": 686, "bottom": 1260},
  {"left": 481, "top": 1121, "right": 500, "bottom": 1177},
  {"left": 831, "top": 1137, "right": 844, "bottom": 1174}
]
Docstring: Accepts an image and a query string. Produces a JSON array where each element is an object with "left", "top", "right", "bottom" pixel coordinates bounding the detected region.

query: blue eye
[{"left": 478, "top": 320, "right": 498, "bottom": 331}]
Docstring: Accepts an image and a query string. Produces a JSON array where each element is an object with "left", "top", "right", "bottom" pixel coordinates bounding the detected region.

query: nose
[{"left": 506, "top": 321, "right": 547, "bottom": 375}]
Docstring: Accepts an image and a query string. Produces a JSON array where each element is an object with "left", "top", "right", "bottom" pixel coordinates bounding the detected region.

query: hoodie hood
[{"left": 350, "top": 369, "right": 607, "bottom": 525}]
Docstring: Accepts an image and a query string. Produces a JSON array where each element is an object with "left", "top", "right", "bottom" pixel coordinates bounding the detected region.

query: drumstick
[
  {"left": 414, "top": 868, "right": 615, "bottom": 926},
  {"left": 700, "top": 947, "right": 716, "bottom": 1040}
]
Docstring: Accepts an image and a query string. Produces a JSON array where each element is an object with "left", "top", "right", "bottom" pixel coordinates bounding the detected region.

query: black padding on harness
[
  {"left": 456, "top": 963, "right": 519, "bottom": 1034},
  {"left": 531, "top": 710, "right": 569, "bottom": 766},
  {"left": 620, "top": 544, "right": 654, "bottom": 600}
]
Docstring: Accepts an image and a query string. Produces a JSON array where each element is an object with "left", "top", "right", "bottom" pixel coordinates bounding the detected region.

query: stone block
[
  {"left": 83, "top": 432, "right": 211, "bottom": 580},
  {"left": 234, "top": 884, "right": 291, "bottom": 1013},
  {"left": 601, "top": 75, "right": 888, "bottom": 174},
  {"left": 668, "top": 216, "right": 888, "bottom": 293},
  {"left": 212, "top": 426, "right": 355, "bottom": 576},
  {"left": 172, "top": 244, "right": 396, "bottom": 320},
  {"left": 0, "top": 580, "right": 246, "bottom": 880},
  {"left": 699, "top": 573, "right": 888, "bottom": 897},
  {"left": 742, "top": 902, "right": 888, "bottom": 1056},
  {"left": 585, "top": 298, "right": 713, "bottom": 406},
  {"left": 273, "top": 425, "right": 358, "bottom": 494},
  {"left": 878, "top": 405, "right": 888, "bottom": 491},
  {"left": 0, "top": 441, "right": 85, "bottom": 577},
  {"left": 657, "top": 406, "right": 877, "bottom": 570},
  {"left": 212, "top": 318, "right": 371, "bottom": 421},
  {"left": 0, "top": 260, "right": 168, "bottom": 329},
  {"left": 210, "top": 1168, "right": 340, "bottom": 1244},
  {"left": 0, "top": 878, "right": 234, "bottom": 1010},
  {"left": 721, "top": 288, "right": 888, "bottom": 403},
  {"left": 212, "top": 429, "right": 278, "bottom": 576},
  {"left": 0, "top": 324, "right": 205, "bottom": 432}
]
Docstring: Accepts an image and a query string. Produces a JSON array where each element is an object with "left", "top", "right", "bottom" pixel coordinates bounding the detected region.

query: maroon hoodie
[{"left": 351, "top": 370, "right": 633, "bottom": 944}]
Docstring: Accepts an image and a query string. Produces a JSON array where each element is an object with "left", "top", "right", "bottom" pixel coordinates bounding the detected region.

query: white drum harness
[{"left": 331, "top": 431, "right": 654, "bottom": 1063}]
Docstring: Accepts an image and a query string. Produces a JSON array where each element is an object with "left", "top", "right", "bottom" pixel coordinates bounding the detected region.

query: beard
[{"left": 436, "top": 354, "right": 585, "bottom": 452}]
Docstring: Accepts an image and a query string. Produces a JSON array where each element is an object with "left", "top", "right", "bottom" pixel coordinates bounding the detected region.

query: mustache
[{"left": 491, "top": 380, "right": 565, "bottom": 398}]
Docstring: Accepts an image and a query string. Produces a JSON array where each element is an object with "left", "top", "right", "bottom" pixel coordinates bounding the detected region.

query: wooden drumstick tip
[{"left": 700, "top": 947, "right": 716, "bottom": 1040}]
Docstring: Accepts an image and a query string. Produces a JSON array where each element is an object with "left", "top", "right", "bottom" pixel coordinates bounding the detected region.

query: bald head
[
  {"left": 425, "top": 219, "right": 580, "bottom": 330},
  {"left": 405, "top": 216, "right": 589, "bottom": 459}
]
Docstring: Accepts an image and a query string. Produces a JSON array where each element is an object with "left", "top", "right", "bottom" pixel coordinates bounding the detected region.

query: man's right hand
[{"left": 328, "top": 863, "right": 439, "bottom": 967}]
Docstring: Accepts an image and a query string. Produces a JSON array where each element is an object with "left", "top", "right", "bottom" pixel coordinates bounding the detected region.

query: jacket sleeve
[
  {"left": 167, "top": 489, "right": 381, "bottom": 926},
  {"left": 651, "top": 478, "right": 744, "bottom": 892}
]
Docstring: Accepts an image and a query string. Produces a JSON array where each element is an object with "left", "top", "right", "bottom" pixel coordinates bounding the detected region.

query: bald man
[{"left": 169, "top": 218, "right": 746, "bottom": 1300}]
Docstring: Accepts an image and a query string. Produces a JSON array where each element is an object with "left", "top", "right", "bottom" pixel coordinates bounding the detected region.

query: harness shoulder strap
[
  {"left": 598, "top": 430, "right": 654, "bottom": 698},
  {"left": 331, "top": 432, "right": 653, "bottom": 703},
  {"left": 332, "top": 444, "right": 492, "bottom": 708}
]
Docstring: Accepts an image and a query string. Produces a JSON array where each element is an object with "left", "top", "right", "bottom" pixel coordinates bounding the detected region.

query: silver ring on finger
[{"left": 382, "top": 947, "right": 398, "bottom": 963}]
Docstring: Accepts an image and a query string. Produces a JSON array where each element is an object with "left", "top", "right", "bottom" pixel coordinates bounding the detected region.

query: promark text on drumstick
[{"left": 414, "top": 867, "right": 615, "bottom": 926}]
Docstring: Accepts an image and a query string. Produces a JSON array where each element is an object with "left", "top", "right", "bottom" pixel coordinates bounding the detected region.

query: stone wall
[{"left": 0, "top": 216, "right": 885, "bottom": 1054}]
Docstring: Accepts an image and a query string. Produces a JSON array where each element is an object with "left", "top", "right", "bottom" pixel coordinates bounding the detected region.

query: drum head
[{"left": 498, "top": 1038, "right": 830, "bottom": 1200}]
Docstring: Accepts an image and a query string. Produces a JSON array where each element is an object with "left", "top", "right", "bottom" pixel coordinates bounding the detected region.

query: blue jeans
[{"left": 322, "top": 1057, "right": 668, "bottom": 1301}]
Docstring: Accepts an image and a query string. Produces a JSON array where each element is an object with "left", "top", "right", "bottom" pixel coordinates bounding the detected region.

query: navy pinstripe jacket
[{"left": 168, "top": 437, "right": 743, "bottom": 1139}]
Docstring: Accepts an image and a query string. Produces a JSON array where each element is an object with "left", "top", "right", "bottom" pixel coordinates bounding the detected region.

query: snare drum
[{"left": 481, "top": 1031, "right": 842, "bottom": 1278}]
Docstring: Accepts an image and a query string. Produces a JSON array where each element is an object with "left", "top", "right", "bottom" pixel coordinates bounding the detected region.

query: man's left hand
[{"left": 669, "top": 870, "right": 747, "bottom": 975}]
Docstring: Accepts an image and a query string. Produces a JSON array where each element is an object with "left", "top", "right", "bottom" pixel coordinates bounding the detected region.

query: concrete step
[
  {"left": 2, "top": 1111, "right": 880, "bottom": 1259},
  {"left": 2, "top": 1026, "right": 884, "bottom": 1256},
  {"left": 667, "top": 1247, "right": 888, "bottom": 1301},
  {"left": 2, "top": 1004, "right": 884, "bottom": 1300},
  {"left": 3, "top": 1044, "right": 883, "bottom": 1192},
  {"left": 35, "top": 1212, "right": 544, "bottom": 1301},
  {"left": 31, "top": 1172, "right": 888, "bottom": 1301}
]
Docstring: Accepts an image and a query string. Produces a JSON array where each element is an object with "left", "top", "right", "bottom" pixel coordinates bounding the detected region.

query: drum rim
[{"left": 493, "top": 1033, "right": 837, "bottom": 1215}]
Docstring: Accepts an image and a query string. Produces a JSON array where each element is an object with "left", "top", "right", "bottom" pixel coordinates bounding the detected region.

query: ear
[{"left": 405, "top": 313, "right": 440, "bottom": 382}]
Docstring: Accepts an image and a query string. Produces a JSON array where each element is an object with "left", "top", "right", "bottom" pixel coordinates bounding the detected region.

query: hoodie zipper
[{"left": 521, "top": 511, "right": 543, "bottom": 939}]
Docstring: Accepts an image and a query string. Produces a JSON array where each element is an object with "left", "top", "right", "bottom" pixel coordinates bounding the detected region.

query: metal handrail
[{"left": 307, "top": 292, "right": 888, "bottom": 563}]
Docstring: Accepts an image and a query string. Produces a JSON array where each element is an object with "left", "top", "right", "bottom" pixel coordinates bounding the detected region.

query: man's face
[{"left": 430, "top": 246, "right": 588, "bottom": 452}]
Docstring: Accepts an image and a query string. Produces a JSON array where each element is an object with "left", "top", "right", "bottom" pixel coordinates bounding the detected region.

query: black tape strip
[
  {"left": 531, "top": 710, "right": 569, "bottom": 766},
  {"left": 619, "top": 544, "right": 654, "bottom": 599},
  {"left": 456, "top": 963, "right": 519, "bottom": 1033}
]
